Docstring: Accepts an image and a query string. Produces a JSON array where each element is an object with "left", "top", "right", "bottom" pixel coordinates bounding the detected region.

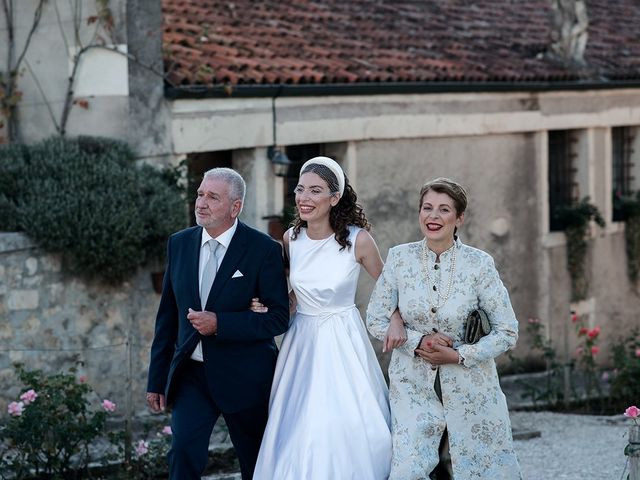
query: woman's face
[
  {"left": 295, "top": 172, "right": 339, "bottom": 223},
  {"left": 419, "top": 189, "right": 464, "bottom": 246}
]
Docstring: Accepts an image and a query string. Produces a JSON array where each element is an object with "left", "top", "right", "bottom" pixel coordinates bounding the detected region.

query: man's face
[{"left": 194, "top": 176, "right": 241, "bottom": 235}]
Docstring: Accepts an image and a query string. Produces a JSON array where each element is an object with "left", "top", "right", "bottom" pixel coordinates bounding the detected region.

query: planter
[{"left": 629, "top": 424, "right": 640, "bottom": 480}]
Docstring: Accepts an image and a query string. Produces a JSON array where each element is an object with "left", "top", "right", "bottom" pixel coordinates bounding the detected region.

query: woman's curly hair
[{"left": 291, "top": 163, "right": 370, "bottom": 250}]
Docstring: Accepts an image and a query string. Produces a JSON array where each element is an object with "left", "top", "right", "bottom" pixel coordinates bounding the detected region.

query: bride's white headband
[{"left": 300, "top": 156, "right": 345, "bottom": 196}]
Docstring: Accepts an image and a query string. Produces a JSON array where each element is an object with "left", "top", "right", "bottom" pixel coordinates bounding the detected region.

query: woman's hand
[
  {"left": 383, "top": 309, "right": 407, "bottom": 352},
  {"left": 250, "top": 297, "right": 268, "bottom": 313},
  {"left": 417, "top": 332, "right": 453, "bottom": 351},
  {"left": 415, "top": 339, "right": 459, "bottom": 366}
]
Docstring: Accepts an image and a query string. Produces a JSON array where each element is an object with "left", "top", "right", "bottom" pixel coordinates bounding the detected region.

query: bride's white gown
[{"left": 253, "top": 226, "right": 392, "bottom": 479}]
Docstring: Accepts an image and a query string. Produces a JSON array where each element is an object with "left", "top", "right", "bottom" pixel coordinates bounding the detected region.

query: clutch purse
[{"left": 463, "top": 309, "right": 491, "bottom": 344}]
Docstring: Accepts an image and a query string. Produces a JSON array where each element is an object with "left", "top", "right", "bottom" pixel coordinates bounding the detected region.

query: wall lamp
[
  {"left": 268, "top": 146, "right": 292, "bottom": 177},
  {"left": 268, "top": 95, "right": 292, "bottom": 177}
]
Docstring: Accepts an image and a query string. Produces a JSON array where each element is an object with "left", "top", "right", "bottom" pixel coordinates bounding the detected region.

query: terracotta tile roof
[{"left": 162, "top": 0, "right": 640, "bottom": 88}]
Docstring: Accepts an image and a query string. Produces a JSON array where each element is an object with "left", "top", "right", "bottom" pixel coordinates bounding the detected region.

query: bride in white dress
[{"left": 252, "top": 157, "right": 406, "bottom": 480}]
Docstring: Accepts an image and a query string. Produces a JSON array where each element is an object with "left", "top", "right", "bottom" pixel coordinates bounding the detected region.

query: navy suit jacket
[{"left": 146, "top": 222, "right": 290, "bottom": 413}]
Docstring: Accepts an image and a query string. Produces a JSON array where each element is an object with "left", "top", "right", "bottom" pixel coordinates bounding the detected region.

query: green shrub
[
  {"left": 0, "top": 364, "right": 114, "bottom": 480},
  {"left": 0, "top": 136, "right": 186, "bottom": 283},
  {"left": 609, "top": 329, "right": 640, "bottom": 412},
  {"left": 0, "top": 142, "right": 28, "bottom": 231},
  {"left": 107, "top": 422, "right": 173, "bottom": 480}
]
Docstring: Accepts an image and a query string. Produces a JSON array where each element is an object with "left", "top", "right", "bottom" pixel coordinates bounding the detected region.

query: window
[
  {"left": 548, "top": 130, "right": 578, "bottom": 231},
  {"left": 612, "top": 127, "right": 635, "bottom": 221}
]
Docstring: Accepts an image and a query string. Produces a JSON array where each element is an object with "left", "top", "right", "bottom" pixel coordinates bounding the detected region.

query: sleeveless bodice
[{"left": 289, "top": 226, "right": 361, "bottom": 315}]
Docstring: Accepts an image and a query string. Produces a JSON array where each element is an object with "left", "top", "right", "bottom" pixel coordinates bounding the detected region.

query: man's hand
[
  {"left": 146, "top": 392, "right": 166, "bottom": 413},
  {"left": 187, "top": 308, "right": 218, "bottom": 336}
]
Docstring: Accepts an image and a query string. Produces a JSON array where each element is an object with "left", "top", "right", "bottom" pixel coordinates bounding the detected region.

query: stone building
[{"left": 1, "top": 0, "right": 640, "bottom": 413}]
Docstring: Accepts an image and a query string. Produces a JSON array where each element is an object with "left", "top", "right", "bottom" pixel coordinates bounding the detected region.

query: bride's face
[{"left": 294, "top": 172, "right": 339, "bottom": 223}]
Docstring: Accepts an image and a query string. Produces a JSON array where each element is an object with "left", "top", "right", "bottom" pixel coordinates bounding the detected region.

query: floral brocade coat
[{"left": 366, "top": 238, "right": 522, "bottom": 480}]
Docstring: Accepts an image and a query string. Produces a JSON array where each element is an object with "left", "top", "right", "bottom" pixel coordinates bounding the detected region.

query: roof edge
[{"left": 165, "top": 79, "right": 640, "bottom": 99}]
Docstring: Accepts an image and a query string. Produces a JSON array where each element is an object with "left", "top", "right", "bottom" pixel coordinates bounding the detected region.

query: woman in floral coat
[{"left": 367, "top": 177, "right": 522, "bottom": 480}]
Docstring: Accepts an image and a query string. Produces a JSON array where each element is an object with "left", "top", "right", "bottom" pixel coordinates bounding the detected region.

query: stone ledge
[{"left": 0, "top": 232, "right": 34, "bottom": 253}]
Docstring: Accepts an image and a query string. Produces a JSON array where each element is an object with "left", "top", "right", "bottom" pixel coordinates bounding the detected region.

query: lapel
[{"left": 204, "top": 221, "right": 248, "bottom": 309}]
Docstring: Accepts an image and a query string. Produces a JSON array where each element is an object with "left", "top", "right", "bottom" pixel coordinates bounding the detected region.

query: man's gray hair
[{"left": 203, "top": 168, "right": 246, "bottom": 207}]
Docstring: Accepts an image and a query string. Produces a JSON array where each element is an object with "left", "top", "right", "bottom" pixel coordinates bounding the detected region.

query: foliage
[
  {"left": 553, "top": 197, "right": 605, "bottom": 301},
  {"left": 0, "top": 142, "right": 28, "bottom": 230},
  {"left": 512, "top": 313, "right": 640, "bottom": 416},
  {"left": 614, "top": 191, "right": 640, "bottom": 284},
  {"left": 107, "top": 423, "right": 172, "bottom": 480},
  {"left": 0, "top": 364, "right": 113, "bottom": 480},
  {"left": 572, "top": 313, "right": 602, "bottom": 409},
  {"left": 514, "top": 318, "right": 566, "bottom": 409},
  {"left": 0, "top": 136, "right": 186, "bottom": 283},
  {"left": 609, "top": 329, "right": 640, "bottom": 413}
]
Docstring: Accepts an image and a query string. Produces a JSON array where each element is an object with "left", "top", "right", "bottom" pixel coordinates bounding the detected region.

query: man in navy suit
[{"left": 146, "top": 167, "right": 289, "bottom": 480}]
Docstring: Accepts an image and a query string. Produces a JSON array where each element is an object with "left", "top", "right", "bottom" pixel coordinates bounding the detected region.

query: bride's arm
[{"left": 356, "top": 230, "right": 407, "bottom": 351}]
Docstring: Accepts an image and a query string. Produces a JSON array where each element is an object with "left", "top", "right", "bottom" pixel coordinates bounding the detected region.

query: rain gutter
[{"left": 165, "top": 79, "right": 640, "bottom": 99}]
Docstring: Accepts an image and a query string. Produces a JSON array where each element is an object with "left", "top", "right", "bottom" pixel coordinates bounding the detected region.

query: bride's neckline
[{"left": 304, "top": 227, "right": 335, "bottom": 241}]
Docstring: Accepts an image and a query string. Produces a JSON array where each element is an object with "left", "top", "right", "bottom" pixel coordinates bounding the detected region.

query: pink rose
[
  {"left": 635, "top": 348, "right": 640, "bottom": 358},
  {"left": 591, "top": 346, "right": 600, "bottom": 355},
  {"left": 587, "top": 327, "right": 600, "bottom": 339},
  {"left": 134, "top": 439, "right": 149, "bottom": 456},
  {"left": 19, "top": 389, "right": 38, "bottom": 405},
  {"left": 78, "top": 375, "right": 87, "bottom": 384},
  {"left": 625, "top": 406, "right": 640, "bottom": 419},
  {"left": 161, "top": 426, "right": 172, "bottom": 435},
  {"left": 578, "top": 327, "right": 588, "bottom": 336},
  {"left": 102, "top": 399, "right": 116, "bottom": 412},
  {"left": 571, "top": 312, "right": 578, "bottom": 323},
  {"left": 8, "top": 401, "right": 24, "bottom": 417}
]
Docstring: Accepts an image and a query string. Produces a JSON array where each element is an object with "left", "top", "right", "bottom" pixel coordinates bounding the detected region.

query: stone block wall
[{"left": 0, "top": 232, "right": 160, "bottom": 417}]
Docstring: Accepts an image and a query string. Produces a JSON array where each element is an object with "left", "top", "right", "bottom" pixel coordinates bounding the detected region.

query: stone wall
[{"left": 0, "top": 232, "right": 159, "bottom": 416}]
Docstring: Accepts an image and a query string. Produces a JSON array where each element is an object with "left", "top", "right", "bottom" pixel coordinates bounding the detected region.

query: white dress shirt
[{"left": 191, "top": 219, "right": 238, "bottom": 361}]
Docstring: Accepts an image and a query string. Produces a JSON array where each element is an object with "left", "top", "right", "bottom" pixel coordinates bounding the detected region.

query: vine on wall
[
  {"left": 553, "top": 197, "right": 605, "bottom": 301},
  {"left": 0, "top": 0, "right": 118, "bottom": 142},
  {"left": 615, "top": 192, "right": 640, "bottom": 285}
]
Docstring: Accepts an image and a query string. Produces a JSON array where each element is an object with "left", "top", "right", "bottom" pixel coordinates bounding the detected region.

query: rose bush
[{"left": 0, "top": 364, "right": 114, "bottom": 479}]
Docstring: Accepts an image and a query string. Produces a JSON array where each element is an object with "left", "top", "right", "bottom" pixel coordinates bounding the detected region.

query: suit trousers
[{"left": 169, "top": 359, "right": 269, "bottom": 480}]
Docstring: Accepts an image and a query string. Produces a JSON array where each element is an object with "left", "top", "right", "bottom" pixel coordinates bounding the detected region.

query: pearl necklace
[{"left": 421, "top": 239, "right": 457, "bottom": 315}]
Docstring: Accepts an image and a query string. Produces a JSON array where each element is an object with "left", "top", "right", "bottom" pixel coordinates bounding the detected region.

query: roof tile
[{"left": 162, "top": 0, "right": 640, "bottom": 87}]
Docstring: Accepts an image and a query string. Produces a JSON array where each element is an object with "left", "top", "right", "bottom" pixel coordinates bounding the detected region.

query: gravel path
[
  {"left": 203, "top": 411, "right": 633, "bottom": 479},
  {"left": 511, "top": 411, "right": 631, "bottom": 480}
]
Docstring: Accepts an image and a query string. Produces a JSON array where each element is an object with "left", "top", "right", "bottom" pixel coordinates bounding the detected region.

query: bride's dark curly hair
[{"left": 291, "top": 163, "right": 371, "bottom": 250}]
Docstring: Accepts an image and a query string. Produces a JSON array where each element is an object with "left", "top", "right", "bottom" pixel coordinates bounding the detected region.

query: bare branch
[
  {"left": 3, "top": 0, "right": 15, "bottom": 73},
  {"left": 59, "top": 45, "right": 91, "bottom": 137},
  {"left": 53, "top": 1, "right": 71, "bottom": 56},
  {"left": 13, "top": 0, "right": 47, "bottom": 72}
]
